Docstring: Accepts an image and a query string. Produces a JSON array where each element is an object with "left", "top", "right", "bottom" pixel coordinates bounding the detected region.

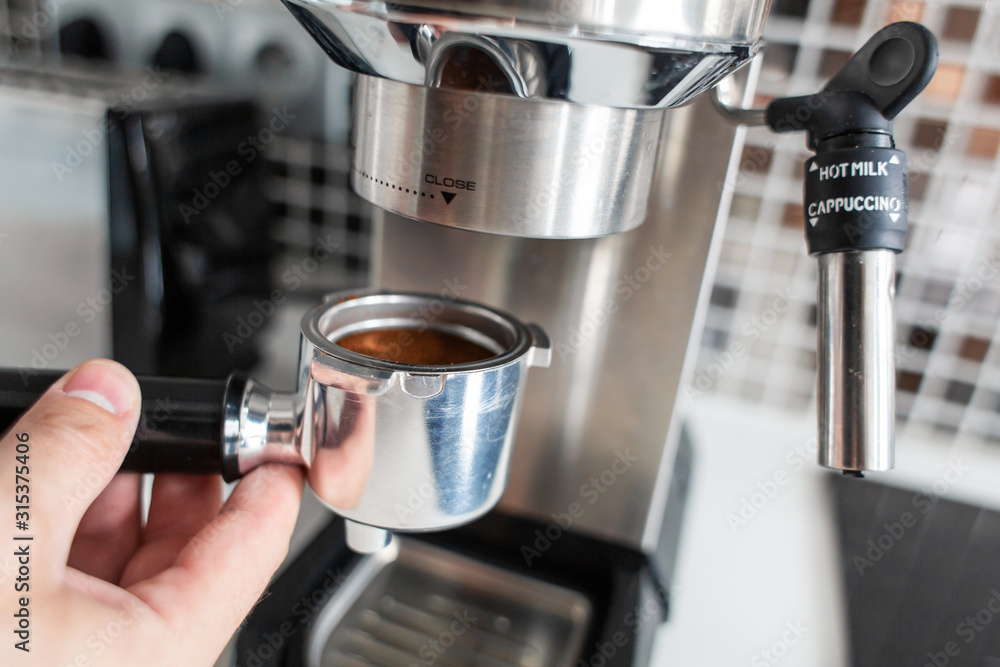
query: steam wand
[{"left": 714, "top": 22, "right": 938, "bottom": 474}]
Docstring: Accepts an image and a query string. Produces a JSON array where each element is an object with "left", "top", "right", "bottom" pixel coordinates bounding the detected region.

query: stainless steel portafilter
[
  {"left": 718, "top": 22, "right": 938, "bottom": 474},
  {"left": 0, "top": 291, "right": 551, "bottom": 552}
]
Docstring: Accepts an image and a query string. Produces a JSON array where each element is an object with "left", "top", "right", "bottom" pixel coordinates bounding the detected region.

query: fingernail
[{"left": 63, "top": 361, "right": 139, "bottom": 416}]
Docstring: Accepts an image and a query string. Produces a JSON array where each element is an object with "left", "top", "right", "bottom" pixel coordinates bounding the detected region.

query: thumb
[{"left": 0, "top": 359, "right": 140, "bottom": 579}]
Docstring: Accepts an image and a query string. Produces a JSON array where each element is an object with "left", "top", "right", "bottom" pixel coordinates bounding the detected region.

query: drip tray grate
[{"left": 306, "top": 538, "right": 592, "bottom": 667}]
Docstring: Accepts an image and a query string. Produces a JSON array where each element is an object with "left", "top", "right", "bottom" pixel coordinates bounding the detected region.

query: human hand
[{"left": 0, "top": 359, "right": 304, "bottom": 666}]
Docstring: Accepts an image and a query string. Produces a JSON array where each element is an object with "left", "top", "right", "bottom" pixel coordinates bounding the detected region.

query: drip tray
[{"left": 305, "top": 538, "right": 592, "bottom": 667}]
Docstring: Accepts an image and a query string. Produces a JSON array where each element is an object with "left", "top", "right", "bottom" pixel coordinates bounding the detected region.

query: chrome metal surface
[
  {"left": 345, "top": 521, "right": 394, "bottom": 553},
  {"left": 224, "top": 378, "right": 306, "bottom": 477},
  {"left": 221, "top": 291, "right": 549, "bottom": 550},
  {"left": 297, "top": 291, "right": 550, "bottom": 535},
  {"left": 283, "top": 0, "right": 769, "bottom": 108},
  {"left": 816, "top": 250, "right": 896, "bottom": 473},
  {"left": 285, "top": 0, "right": 770, "bottom": 238},
  {"left": 265, "top": 392, "right": 303, "bottom": 464},
  {"left": 351, "top": 75, "right": 664, "bottom": 238},
  {"left": 305, "top": 538, "right": 592, "bottom": 667},
  {"left": 373, "top": 93, "right": 749, "bottom": 557},
  {"left": 424, "top": 33, "right": 546, "bottom": 98},
  {"left": 711, "top": 75, "right": 768, "bottom": 126}
]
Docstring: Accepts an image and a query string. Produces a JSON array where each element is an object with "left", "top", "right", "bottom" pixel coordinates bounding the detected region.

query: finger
[
  {"left": 64, "top": 565, "right": 146, "bottom": 610},
  {"left": 119, "top": 474, "right": 222, "bottom": 588},
  {"left": 128, "top": 464, "right": 303, "bottom": 646},
  {"left": 0, "top": 359, "right": 140, "bottom": 577},
  {"left": 68, "top": 472, "right": 142, "bottom": 584}
]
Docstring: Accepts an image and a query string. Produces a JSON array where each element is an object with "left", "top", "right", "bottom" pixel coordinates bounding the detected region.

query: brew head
[{"left": 282, "top": 0, "right": 772, "bottom": 238}]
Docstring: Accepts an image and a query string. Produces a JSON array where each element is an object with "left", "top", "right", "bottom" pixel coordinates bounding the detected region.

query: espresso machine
[
  {"left": 256, "top": 1, "right": 934, "bottom": 664},
  {"left": 0, "top": 0, "right": 939, "bottom": 663},
  {"left": 273, "top": 0, "right": 933, "bottom": 524}
]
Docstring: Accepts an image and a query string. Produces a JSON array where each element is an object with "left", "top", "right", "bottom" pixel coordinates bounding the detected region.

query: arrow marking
[
  {"left": 889, "top": 213, "right": 900, "bottom": 222},
  {"left": 889, "top": 155, "right": 900, "bottom": 164},
  {"left": 809, "top": 162, "right": 818, "bottom": 172},
  {"left": 441, "top": 191, "right": 456, "bottom": 205},
  {"left": 809, "top": 217, "right": 819, "bottom": 226}
]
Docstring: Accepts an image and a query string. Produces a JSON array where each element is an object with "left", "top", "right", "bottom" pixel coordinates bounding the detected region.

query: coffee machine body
[
  {"left": 237, "top": 88, "right": 756, "bottom": 665},
  {"left": 279, "top": 0, "right": 770, "bottom": 593},
  {"left": 236, "top": 1, "right": 770, "bottom": 664},
  {"left": 372, "top": 92, "right": 749, "bottom": 576}
]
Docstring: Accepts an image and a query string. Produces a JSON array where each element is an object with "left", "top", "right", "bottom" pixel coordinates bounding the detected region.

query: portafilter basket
[{"left": 0, "top": 290, "right": 551, "bottom": 552}]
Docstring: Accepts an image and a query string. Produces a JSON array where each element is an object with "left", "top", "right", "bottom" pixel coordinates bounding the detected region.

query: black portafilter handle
[{"left": 0, "top": 368, "right": 248, "bottom": 482}]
